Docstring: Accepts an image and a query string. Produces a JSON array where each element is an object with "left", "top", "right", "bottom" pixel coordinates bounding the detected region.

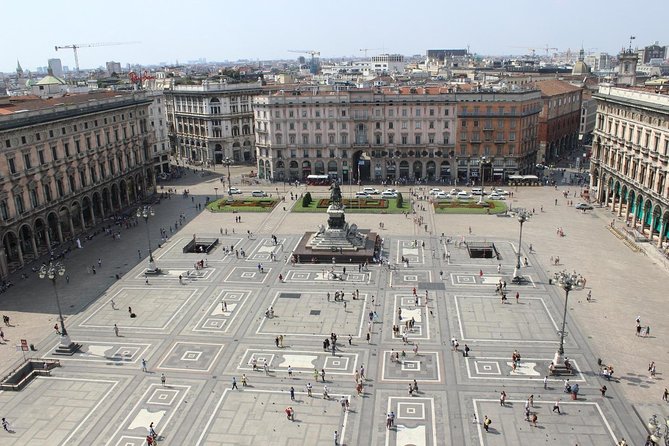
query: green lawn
[
  {"left": 207, "top": 198, "right": 279, "bottom": 213},
  {"left": 433, "top": 199, "right": 508, "bottom": 214},
  {"left": 292, "top": 197, "right": 407, "bottom": 214}
]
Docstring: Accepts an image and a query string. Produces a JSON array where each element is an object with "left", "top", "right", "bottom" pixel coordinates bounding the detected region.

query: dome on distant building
[{"left": 572, "top": 61, "right": 590, "bottom": 75}]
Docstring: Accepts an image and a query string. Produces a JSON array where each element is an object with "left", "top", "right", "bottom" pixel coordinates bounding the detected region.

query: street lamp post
[
  {"left": 477, "top": 156, "right": 488, "bottom": 205},
  {"left": 214, "top": 187, "right": 219, "bottom": 200},
  {"left": 137, "top": 205, "right": 157, "bottom": 272},
  {"left": 515, "top": 210, "right": 529, "bottom": 270},
  {"left": 39, "top": 261, "right": 79, "bottom": 355},
  {"left": 224, "top": 157, "right": 233, "bottom": 200},
  {"left": 552, "top": 270, "right": 578, "bottom": 369}
]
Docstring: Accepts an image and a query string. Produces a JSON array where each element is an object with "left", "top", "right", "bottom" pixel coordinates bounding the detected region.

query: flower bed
[
  {"left": 433, "top": 200, "right": 508, "bottom": 214},
  {"left": 316, "top": 198, "right": 388, "bottom": 209},
  {"left": 207, "top": 199, "right": 278, "bottom": 212}
]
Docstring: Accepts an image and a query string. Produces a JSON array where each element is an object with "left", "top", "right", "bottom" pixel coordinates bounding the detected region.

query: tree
[
  {"left": 396, "top": 192, "right": 404, "bottom": 208},
  {"left": 302, "top": 192, "right": 312, "bottom": 207}
]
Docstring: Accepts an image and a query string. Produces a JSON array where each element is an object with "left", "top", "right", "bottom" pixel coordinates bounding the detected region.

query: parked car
[
  {"left": 457, "top": 191, "right": 472, "bottom": 199},
  {"left": 435, "top": 192, "right": 452, "bottom": 199},
  {"left": 450, "top": 188, "right": 463, "bottom": 195},
  {"left": 471, "top": 187, "right": 484, "bottom": 195},
  {"left": 575, "top": 203, "right": 593, "bottom": 210},
  {"left": 429, "top": 188, "right": 443, "bottom": 196},
  {"left": 488, "top": 193, "right": 505, "bottom": 200},
  {"left": 228, "top": 187, "right": 242, "bottom": 195},
  {"left": 355, "top": 191, "right": 370, "bottom": 197},
  {"left": 251, "top": 190, "right": 267, "bottom": 197},
  {"left": 362, "top": 187, "right": 380, "bottom": 195},
  {"left": 493, "top": 188, "right": 510, "bottom": 196},
  {"left": 381, "top": 191, "right": 398, "bottom": 198},
  {"left": 384, "top": 188, "right": 398, "bottom": 194}
]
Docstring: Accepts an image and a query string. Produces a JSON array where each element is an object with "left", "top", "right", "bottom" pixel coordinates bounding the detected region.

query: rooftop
[
  {"left": 0, "top": 91, "right": 137, "bottom": 116},
  {"left": 534, "top": 79, "right": 582, "bottom": 96}
]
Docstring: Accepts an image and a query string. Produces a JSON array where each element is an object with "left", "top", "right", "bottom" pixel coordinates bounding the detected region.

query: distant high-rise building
[
  {"left": 106, "top": 61, "right": 122, "bottom": 76},
  {"left": 637, "top": 42, "right": 667, "bottom": 64},
  {"left": 48, "top": 58, "right": 64, "bottom": 78}
]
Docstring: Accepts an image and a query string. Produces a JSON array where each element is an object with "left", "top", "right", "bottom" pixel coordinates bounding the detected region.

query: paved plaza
[{"left": 0, "top": 171, "right": 667, "bottom": 445}]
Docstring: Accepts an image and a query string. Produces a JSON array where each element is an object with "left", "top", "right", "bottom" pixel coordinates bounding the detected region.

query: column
[
  {"left": 0, "top": 246, "right": 9, "bottom": 279},
  {"left": 618, "top": 195, "right": 623, "bottom": 217},
  {"left": 16, "top": 242, "right": 24, "bottom": 266},
  {"left": 604, "top": 188, "right": 610, "bottom": 210},
  {"left": 30, "top": 234, "right": 38, "bottom": 257},
  {"left": 44, "top": 229, "right": 52, "bottom": 251},
  {"left": 56, "top": 219, "right": 64, "bottom": 243},
  {"left": 68, "top": 215, "right": 75, "bottom": 238},
  {"left": 657, "top": 220, "right": 666, "bottom": 249},
  {"left": 79, "top": 209, "right": 86, "bottom": 230},
  {"left": 89, "top": 203, "right": 96, "bottom": 226}
]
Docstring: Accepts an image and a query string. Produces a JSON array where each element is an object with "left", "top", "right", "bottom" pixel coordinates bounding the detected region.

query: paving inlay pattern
[{"left": 0, "top": 216, "right": 648, "bottom": 444}]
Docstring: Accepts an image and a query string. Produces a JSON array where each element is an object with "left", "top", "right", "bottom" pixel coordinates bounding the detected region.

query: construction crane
[
  {"left": 509, "top": 46, "right": 537, "bottom": 58},
  {"left": 54, "top": 41, "right": 140, "bottom": 73},
  {"left": 543, "top": 45, "right": 558, "bottom": 57},
  {"left": 287, "top": 50, "right": 321, "bottom": 74},
  {"left": 359, "top": 48, "right": 382, "bottom": 57}
]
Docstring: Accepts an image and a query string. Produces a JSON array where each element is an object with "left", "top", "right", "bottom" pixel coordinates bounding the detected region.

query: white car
[
  {"left": 435, "top": 192, "right": 452, "bottom": 200},
  {"left": 450, "top": 188, "right": 462, "bottom": 195},
  {"left": 384, "top": 188, "right": 398, "bottom": 193},
  {"left": 362, "top": 187, "right": 380, "bottom": 195},
  {"left": 429, "top": 188, "right": 443, "bottom": 196},
  {"left": 493, "top": 188, "right": 509, "bottom": 196},
  {"left": 457, "top": 191, "right": 472, "bottom": 199},
  {"left": 488, "top": 193, "right": 505, "bottom": 200},
  {"left": 471, "top": 187, "right": 484, "bottom": 195},
  {"left": 228, "top": 187, "right": 242, "bottom": 195},
  {"left": 355, "top": 191, "right": 370, "bottom": 197},
  {"left": 381, "top": 191, "right": 398, "bottom": 198},
  {"left": 251, "top": 190, "right": 267, "bottom": 197}
]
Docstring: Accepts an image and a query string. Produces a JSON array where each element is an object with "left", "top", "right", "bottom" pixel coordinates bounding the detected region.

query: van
[
  {"left": 251, "top": 190, "right": 267, "bottom": 197},
  {"left": 471, "top": 187, "right": 483, "bottom": 195}
]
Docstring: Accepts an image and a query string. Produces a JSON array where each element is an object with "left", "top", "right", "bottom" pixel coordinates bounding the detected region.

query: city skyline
[{"left": 2, "top": 0, "right": 666, "bottom": 73}]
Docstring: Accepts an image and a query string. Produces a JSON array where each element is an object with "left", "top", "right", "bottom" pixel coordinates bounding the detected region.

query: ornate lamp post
[
  {"left": 552, "top": 270, "right": 578, "bottom": 368},
  {"left": 515, "top": 210, "right": 530, "bottom": 270},
  {"left": 38, "top": 261, "right": 78, "bottom": 355},
  {"left": 477, "top": 156, "right": 488, "bottom": 205},
  {"left": 224, "top": 157, "right": 233, "bottom": 200},
  {"left": 137, "top": 205, "right": 157, "bottom": 272}
]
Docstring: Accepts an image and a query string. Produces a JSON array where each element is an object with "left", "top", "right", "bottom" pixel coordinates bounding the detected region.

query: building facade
[
  {"left": 146, "top": 90, "right": 171, "bottom": 174},
  {"left": 164, "top": 80, "right": 263, "bottom": 165},
  {"left": 0, "top": 91, "right": 155, "bottom": 278},
  {"left": 589, "top": 85, "right": 669, "bottom": 250},
  {"left": 534, "top": 80, "right": 583, "bottom": 163},
  {"left": 254, "top": 86, "right": 541, "bottom": 184}
]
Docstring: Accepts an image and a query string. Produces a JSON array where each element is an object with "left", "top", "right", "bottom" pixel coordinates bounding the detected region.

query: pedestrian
[
  {"left": 54, "top": 323, "right": 61, "bottom": 335},
  {"left": 348, "top": 334, "right": 352, "bottom": 346},
  {"left": 515, "top": 291, "right": 519, "bottom": 303},
  {"left": 321, "top": 368, "right": 326, "bottom": 382},
  {"left": 114, "top": 324, "right": 119, "bottom": 337},
  {"left": 110, "top": 299, "right": 117, "bottom": 310},
  {"left": 288, "top": 365, "right": 293, "bottom": 378},
  {"left": 2, "top": 418, "right": 9, "bottom": 432},
  {"left": 366, "top": 332, "right": 371, "bottom": 343},
  {"left": 221, "top": 301, "right": 227, "bottom": 312},
  {"left": 160, "top": 373, "right": 166, "bottom": 386},
  {"left": 600, "top": 385, "right": 607, "bottom": 397},
  {"left": 241, "top": 374, "right": 247, "bottom": 386},
  {"left": 285, "top": 406, "right": 294, "bottom": 421},
  {"left": 463, "top": 344, "right": 470, "bottom": 357},
  {"left": 306, "top": 382, "right": 312, "bottom": 397},
  {"left": 334, "top": 430, "right": 339, "bottom": 445},
  {"left": 360, "top": 364, "right": 365, "bottom": 380},
  {"left": 552, "top": 400, "right": 561, "bottom": 414},
  {"left": 323, "top": 385, "right": 329, "bottom": 399},
  {"left": 500, "top": 391, "right": 507, "bottom": 406},
  {"left": 483, "top": 415, "right": 491, "bottom": 432},
  {"left": 290, "top": 386, "right": 295, "bottom": 400},
  {"left": 531, "top": 413, "right": 538, "bottom": 427},
  {"left": 138, "top": 249, "right": 142, "bottom": 259},
  {"left": 662, "top": 388, "right": 668, "bottom": 402},
  {"left": 543, "top": 375, "right": 548, "bottom": 390},
  {"left": 232, "top": 377, "right": 238, "bottom": 390}
]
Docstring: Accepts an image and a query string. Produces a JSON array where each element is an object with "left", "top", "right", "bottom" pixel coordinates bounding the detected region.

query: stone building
[
  {"left": 589, "top": 85, "right": 669, "bottom": 249},
  {"left": 253, "top": 86, "right": 541, "bottom": 184},
  {"left": 164, "top": 80, "right": 263, "bottom": 165},
  {"left": 0, "top": 91, "right": 155, "bottom": 278},
  {"left": 534, "top": 79, "right": 583, "bottom": 164}
]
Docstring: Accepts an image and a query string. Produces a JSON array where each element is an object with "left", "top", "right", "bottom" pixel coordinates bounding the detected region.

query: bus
[{"left": 306, "top": 175, "right": 331, "bottom": 186}]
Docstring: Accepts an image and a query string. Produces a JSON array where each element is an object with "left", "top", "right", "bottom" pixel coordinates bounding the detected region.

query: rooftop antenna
[{"left": 628, "top": 35, "right": 636, "bottom": 52}]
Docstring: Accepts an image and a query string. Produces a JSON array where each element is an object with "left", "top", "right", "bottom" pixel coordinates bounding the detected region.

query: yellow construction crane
[
  {"left": 543, "top": 45, "right": 558, "bottom": 57},
  {"left": 54, "top": 41, "right": 140, "bottom": 73},
  {"left": 359, "top": 48, "right": 382, "bottom": 57}
]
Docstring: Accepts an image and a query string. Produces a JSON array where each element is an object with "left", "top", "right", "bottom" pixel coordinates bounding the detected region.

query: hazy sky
[{"left": 2, "top": 0, "right": 665, "bottom": 72}]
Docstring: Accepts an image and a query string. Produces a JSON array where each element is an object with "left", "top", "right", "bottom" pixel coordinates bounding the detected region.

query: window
[
  {"left": 329, "top": 149, "right": 335, "bottom": 158},
  {"left": 388, "top": 134, "right": 394, "bottom": 144},
  {"left": 96, "top": 134, "right": 101, "bottom": 146},
  {"left": 75, "top": 140, "right": 81, "bottom": 153},
  {"left": 4, "top": 139, "right": 9, "bottom": 148},
  {"left": 275, "top": 123, "right": 281, "bottom": 131},
  {"left": 302, "top": 135, "right": 309, "bottom": 145},
  {"left": 276, "top": 134, "right": 283, "bottom": 144},
  {"left": 14, "top": 194, "right": 25, "bottom": 214},
  {"left": 415, "top": 109, "right": 421, "bottom": 117},
  {"left": 341, "top": 123, "right": 347, "bottom": 130},
  {"left": 29, "top": 189, "right": 39, "bottom": 208},
  {"left": 389, "top": 122, "right": 394, "bottom": 130},
  {"left": 328, "top": 134, "right": 335, "bottom": 144},
  {"left": 79, "top": 170, "right": 86, "bottom": 187},
  {"left": 429, "top": 109, "right": 435, "bottom": 116},
  {"left": 428, "top": 134, "right": 435, "bottom": 144},
  {"left": 316, "top": 149, "right": 322, "bottom": 158},
  {"left": 401, "top": 121, "right": 408, "bottom": 129},
  {"left": 49, "top": 130, "right": 54, "bottom": 138},
  {"left": 86, "top": 137, "right": 91, "bottom": 150},
  {"left": 302, "top": 123, "right": 307, "bottom": 130},
  {"left": 340, "top": 134, "right": 347, "bottom": 144},
  {"left": 402, "top": 109, "right": 408, "bottom": 117},
  {"left": 0, "top": 200, "right": 8, "bottom": 220},
  {"left": 316, "top": 122, "right": 321, "bottom": 130},
  {"left": 51, "top": 146, "right": 58, "bottom": 161},
  {"left": 342, "top": 150, "right": 348, "bottom": 158},
  {"left": 275, "top": 111, "right": 281, "bottom": 118},
  {"left": 429, "top": 121, "right": 435, "bottom": 129},
  {"left": 289, "top": 134, "right": 296, "bottom": 144},
  {"left": 315, "top": 110, "right": 321, "bottom": 117},
  {"left": 289, "top": 123, "right": 295, "bottom": 131},
  {"left": 23, "top": 153, "right": 32, "bottom": 170},
  {"left": 303, "top": 149, "right": 309, "bottom": 158},
  {"left": 38, "top": 150, "right": 45, "bottom": 165},
  {"left": 301, "top": 110, "right": 307, "bottom": 118},
  {"left": 43, "top": 184, "right": 52, "bottom": 202},
  {"left": 328, "top": 122, "right": 334, "bottom": 130},
  {"left": 315, "top": 134, "right": 322, "bottom": 145},
  {"left": 389, "top": 109, "right": 394, "bottom": 117},
  {"left": 341, "top": 110, "right": 346, "bottom": 117},
  {"left": 415, "top": 135, "right": 421, "bottom": 144},
  {"left": 415, "top": 122, "right": 421, "bottom": 129},
  {"left": 36, "top": 134, "right": 42, "bottom": 141},
  {"left": 401, "top": 135, "right": 408, "bottom": 145}
]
